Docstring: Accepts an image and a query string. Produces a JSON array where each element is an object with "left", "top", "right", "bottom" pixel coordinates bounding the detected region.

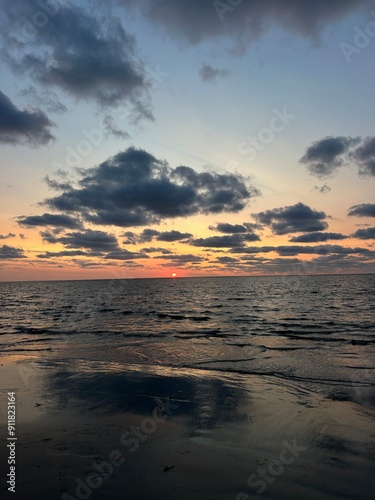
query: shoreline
[{"left": 1, "top": 352, "right": 374, "bottom": 499}]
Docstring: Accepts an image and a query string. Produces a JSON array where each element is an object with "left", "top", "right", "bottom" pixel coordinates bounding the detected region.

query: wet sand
[{"left": 0, "top": 351, "right": 374, "bottom": 500}]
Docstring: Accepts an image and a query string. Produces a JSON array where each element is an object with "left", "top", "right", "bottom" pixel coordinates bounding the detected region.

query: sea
[{"left": 0, "top": 274, "right": 374, "bottom": 408}]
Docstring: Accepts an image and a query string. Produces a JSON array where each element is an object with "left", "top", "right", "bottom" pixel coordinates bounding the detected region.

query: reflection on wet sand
[{"left": 0, "top": 355, "right": 374, "bottom": 499}]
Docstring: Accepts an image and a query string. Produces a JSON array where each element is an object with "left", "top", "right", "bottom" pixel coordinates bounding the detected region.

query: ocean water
[
  {"left": 0, "top": 274, "right": 374, "bottom": 408},
  {"left": 1, "top": 274, "right": 375, "bottom": 499}
]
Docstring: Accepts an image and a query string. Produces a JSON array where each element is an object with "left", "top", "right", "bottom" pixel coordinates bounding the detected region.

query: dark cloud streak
[{"left": 0, "top": 90, "right": 54, "bottom": 146}]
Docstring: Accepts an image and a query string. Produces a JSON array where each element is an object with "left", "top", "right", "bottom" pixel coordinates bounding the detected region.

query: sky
[{"left": 0, "top": 0, "right": 374, "bottom": 281}]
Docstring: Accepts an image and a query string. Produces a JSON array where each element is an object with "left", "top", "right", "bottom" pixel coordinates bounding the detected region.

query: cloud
[
  {"left": 191, "top": 232, "right": 260, "bottom": 248},
  {"left": 1, "top": 1, "right": 151, "bottom": 113},
  {"left": 141, "top": 247, "right": 173, "bottom": 254},
  {"left": 121, "top": 231, "right": 138, "bottom": 244},
  {"left": 289, "top": 232, "right": 347, "bottom": 243},
  {"left": 139, "top": 228, "right": 162, "bottom": 243},
  {"left": 300, "top": 136, "right": 359, "bottom": 178},
  {"left": 36, "top": 250, "right": 90, "bottom": 259},
  {"left": 199, "top": 64, "right": 229, "bottom": 82},
  {"left": 253, "top": 202, "right": 328, "bottom": 235},
  {"left": 124, "top": 228, "right": 192, "bottom": 244},
  {"left": 154, "top": 253, "right": 205, "bottom": 265},
  {"left": 104, "top": 249, "right": 148, "bottom": 260},
  {"left": 0, "top": 244, "right": 26, "bottom": 259},
  {"left": 230, "top": 245, "right": 372, "bottom": 257},
  {"left": 20, "top": 86, "right": 67, "bottom": 113},
  {"left": 231, "top": 246, "right": 275, "bottom": 254},
  {"left": 351, "top": 136, "right": 375, "bottom": 176},
  {"left": 209, "top": 222, "right": 260, "bottom": 233},
  {"left": 43, "top": 147, "right": 257, "bottom": 227},
  {"left": 18, "top": 213, "right": 82, "bottom": 229},
  {"left": 0, "top": 90, "right": 55, "bottom": 146},
  {"left": 352, "top": 227, "right": 375, "bottom": 239},
  {"left": 348, "top": 203, "right": 375, "bottom": 217},
  {"left": 301, "top": 136, "right": 375, "bottom": 178},
  {"left": 41, "top": 229, "right": 120, "bottom": 252},
  {"left": 156, "top": 230, "right": 192, "bottom": 242},
  {"left": 216, "top": 256, "right": 238, "bottom": 264},
  {"left": 313, "top": 183, "right": 331, "bottom": 194},
  {"left": 102, "top": 116, "right": 130, "bottom": 139},
  {"left": 0, "top": 233, "right": 16, "bottom": 240},
  {"left": 114, "top": 0, "right": 371, "bottom": 48},
  {"left": 274, "top": 245, "right": 367, "bottom": 257}
]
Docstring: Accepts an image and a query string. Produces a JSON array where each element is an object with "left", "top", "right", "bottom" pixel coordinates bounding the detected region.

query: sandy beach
[{"left": 1, "top": 346, "right": 374, "bottom": 500}]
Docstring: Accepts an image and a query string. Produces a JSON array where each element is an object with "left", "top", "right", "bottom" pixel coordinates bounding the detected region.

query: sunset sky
[{"left": 0, "top": 0, "right": 374, "bottom": 280}]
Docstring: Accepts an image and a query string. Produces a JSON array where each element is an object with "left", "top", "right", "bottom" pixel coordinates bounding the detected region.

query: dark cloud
[
  {"left": 115, "top": 0, "right": 370, "bottom": 48},
  {"left": 0, "top": 244, "right": 26, "bottom": 259},
  {"left": 18, "top": 213, "right": 82, "bottom": 229},
  {"left": 302, "top": 136, "right": 375, "bottom": 178},
  {"left": 231, "top": 246, "right": 274, "bottom": 254},
  {"left": 43, "top": 147, "right": 257, "bottom": 227},
  {"left": 275, "top": 245, "right": 348, "bottom": 257},
  {"left": 122, "top": 227, "right": 187, "bottom": 245},
  {"left": 154, "top": 253, "right": 205, "bottom": 265},
  {"left": 352, "top": 227, "right": 375, "bottom": 240},
  {"left": 0, "top": 233, "right": 16, "bottom": 240},
  {"left": 36, "top": 250, "right": 89, "bottom": 259},
  {"left": 0, "top": 90, "right": 54, "bottom": 146},
  {"left": 265, "top": 257, "right": 302, "bottom": 266},
  {"left": 278, "top": 245, "right": 371, "bottom": 256},
  {"left": 191, "top": 232, "right": 260, "bottom": 248},
  {"left": 300, "top": 136, "right": 359, "bottom": 178},
  {"left": 139, "top": 228, "right": 161, "bottom": 243},
  {"left": 351, "top": 136, "right": 375, "bottom": 176},
  {"left": 311, "top": 254, "right": 375, "bottom": 273},
  {"left": 230, "top": 245, "right": 371, "bottom": 257},
  {"left": 44, "top": 174, "right": 72, "bottom": 192},
  {"left": 123, "top": 228, "right": 192, "bottom": 244},
  {"left": 102, "top": 116, "right": 130, "bottom": 140},
  {"left": 313, "top": 183, "right": 331, "bottom": 194},
  {"left": 1, "top": 1, "right": 150, "bottom": 112},
  {"left": 199, "top": 64, "right": 229, "bottom": 82},
  {"left": 20, "top": 86, "right": 67, "bottom": 113},
  {"left": 41, "top": 229, "right": 120, "bottom": 252},
  {"left": 348, "top": 203, "right": 375, "bottom": 217},
  {"left": 289, "top": 232, "right": 348, "bottom": 243},
  {"left": 216, "top": 256, "right": 238, "bottom": 264},
  {"left": 157, "top": 230, "right": 192, "bottom": 242},
  {"left": 121, "top": 231, "right": 138, "bottom": 244},
  {"left": 40, "top": 230, "right": 59, "bottom": 244},
  {"left": 104, "top": 249, "right": 147, "bottom": 260},
  {"left": 141, "top": 247, "right": 173, "bottom": 254},
  {"left": 253, "top": 202, "right": 328, "bottom": 235},
  {"left": 209, "top": 222, "right": 255, "bottom": 233}
]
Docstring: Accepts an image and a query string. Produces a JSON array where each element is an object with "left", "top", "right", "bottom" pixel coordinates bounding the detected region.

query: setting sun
[{"left": 171, "top": 273, "right": 177, "bottom": 278}]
